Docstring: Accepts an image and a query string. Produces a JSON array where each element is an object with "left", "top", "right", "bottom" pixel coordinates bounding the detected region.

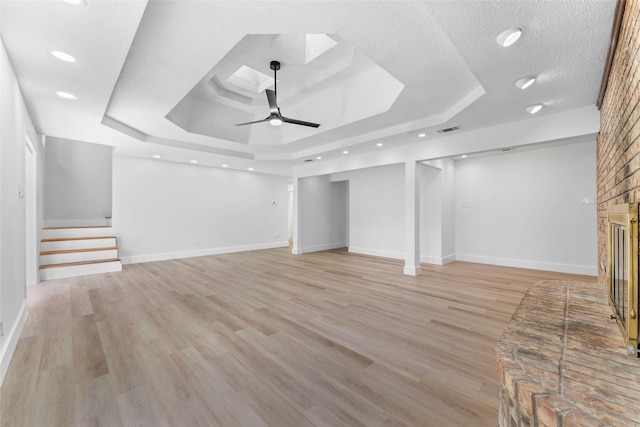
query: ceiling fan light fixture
[
  {"left": 496, "top": 27, "right": 522, "bottom": 47},
  {"left": 525, "top": 104, "right": 543, "bottom": 114},
  {"left": 270, "top": 117, "right": 283, "bottom": 126}
]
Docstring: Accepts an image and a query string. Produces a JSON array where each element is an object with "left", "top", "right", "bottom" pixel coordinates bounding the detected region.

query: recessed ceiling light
[
  {"left": 49, "top": 50, "right": 76, "bottom": 63},
  {"left": 515, "top": 76, "right": 536, "bottom": 90},
  {"left": 222, "top": 164, "right": 228, "bottom": 168},
  {"left": 418, "top": 133, "right": 426, "bottom": 138},
  {"left": 316, "top": 156, "right": 322, "bottom": 160},
  {"left": 525, "top": 104, "right": 543, "bottom": 114},
  {"left": 248, "top": 167, "right": 254, "bottom": 171},
  {"left": 343, "top": 150, "right": 349, "bottom": 154},
  {"left": 62, "top": 0, "right": 83, "bottom": 4},
  {"left": 152, "top": 154, "right": 161, "bottom": 159},
  {"left": 461, "top": 155, "right": 468, "bottom": 158},
  {"left": 56, "top": 91, "right": 77, "bottom": 100},
  {"left": 496, "top": 27, "right": 523, "bottom": 47},
  {"left": 190, "top": 160, "right": 198, "bottom": 164},
  {"left": 377, "top": 143, "right": 383, "bottom": 147}
]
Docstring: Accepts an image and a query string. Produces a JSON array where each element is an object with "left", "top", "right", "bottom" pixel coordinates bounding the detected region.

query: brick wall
[{"left": 597, "top": 0, "right": 640, "bottom": 285}]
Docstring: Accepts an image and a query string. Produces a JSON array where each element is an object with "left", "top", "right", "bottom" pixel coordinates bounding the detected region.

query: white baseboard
[
  {"left": 348, "top": 246, "right": 404, "bottom": 260},
  {"left": 455, "top": 254, "right": 597, "bottom": 276},
  {"left": 0, "top": 300, "right": 27, "bottom": 389},
  {"left": 420, "top": 253, "right": 456, "bottom": 265},
  {"left": 121, "top": 241, "right": 290, "bottom": 265},
  {"left": 298, "top": 242, "right": 347, "bottom": 254}
]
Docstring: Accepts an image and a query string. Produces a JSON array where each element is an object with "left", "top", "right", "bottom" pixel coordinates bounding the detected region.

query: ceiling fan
[{"left": 235, "top": 61, "right": 320, "bottom": 128}]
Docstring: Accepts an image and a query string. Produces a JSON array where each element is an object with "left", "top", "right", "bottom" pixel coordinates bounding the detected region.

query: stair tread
[
  {"left": 43, "top": 226, "right": 111, "bottom": 230},
  {"left": 39, "top": 258, "right": 121, "bottom": 269},
  {"left": 42, "top": 236, "right": 116, "bottom": 242},
  {"left": 40, "top": 247, "right": 118, "bottom": 256}
]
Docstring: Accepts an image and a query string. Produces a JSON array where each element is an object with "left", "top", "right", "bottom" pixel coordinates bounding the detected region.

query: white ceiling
[{"left": 0, "top": 0, "right": 616, "bottom": 176}]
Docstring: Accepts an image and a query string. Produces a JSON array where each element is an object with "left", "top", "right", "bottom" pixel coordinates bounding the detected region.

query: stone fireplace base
[{"left": 496, "top": 280, "right": 640, "bottom": 426}]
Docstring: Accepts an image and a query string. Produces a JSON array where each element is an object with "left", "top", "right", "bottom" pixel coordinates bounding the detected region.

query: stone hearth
[{"left": 496, "top": 280, "right": 640, "bottom": 426}]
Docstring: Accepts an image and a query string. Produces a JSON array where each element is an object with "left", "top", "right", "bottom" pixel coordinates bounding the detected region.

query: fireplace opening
[{"left": 607, "top": 203, "right": 639, "bottom": 356}]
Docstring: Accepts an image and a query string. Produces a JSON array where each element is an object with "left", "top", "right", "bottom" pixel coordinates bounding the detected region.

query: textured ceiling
[{"left": 0, "top": 0, "right": 616, "bottom": 175}]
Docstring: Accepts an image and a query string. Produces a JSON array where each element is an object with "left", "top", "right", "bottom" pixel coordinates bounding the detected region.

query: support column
[
  {"left": 404, "top": 161, "right": 421, "bottom": 276},
  {"left": 291, "top": 177, "right": 302, "bottom": 255}
]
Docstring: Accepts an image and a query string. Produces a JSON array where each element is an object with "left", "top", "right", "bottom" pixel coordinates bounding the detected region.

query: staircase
[{"left": 39, "top": 224, "right": 122, "bottom": 281}]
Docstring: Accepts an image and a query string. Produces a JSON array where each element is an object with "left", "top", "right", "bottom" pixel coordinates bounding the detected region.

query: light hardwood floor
[{"left": 0, "top": 248, "right": 596, "bottom": 426}]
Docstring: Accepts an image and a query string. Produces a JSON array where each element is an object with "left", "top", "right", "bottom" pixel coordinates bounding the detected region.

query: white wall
[
  {"left": 337, "top": 164, "right": 405, "bottom": 259},
  {"left": 455, "top": 140, "right": 597, "bottom": 275},
  {"left": 0, "top": 34, "right": 41, "bottom": 387},
  {"left": 297, "top": 175, "right": 348, "bottom": 252},
  {"left": 44, "top": 137, "right": 112, "bottom": 224},
  {"left": 113, "top": 155, "right": 289, "bottom": 264}
]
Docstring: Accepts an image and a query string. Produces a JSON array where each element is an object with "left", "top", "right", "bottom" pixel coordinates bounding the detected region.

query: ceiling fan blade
[
  {"left": 282, "top": 116, "right": 320, "bottom": 128},
  {"left": 265, "top": 89, "right": 279, "bottom": 113},
  {"left": 235, "top": 117, "right": 270, "bottom": 126}
]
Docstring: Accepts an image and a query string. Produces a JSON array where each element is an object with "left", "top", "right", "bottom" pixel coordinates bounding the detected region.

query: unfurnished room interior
[{"left": 1, "top": 0, "right": 639, "bottom": 426}]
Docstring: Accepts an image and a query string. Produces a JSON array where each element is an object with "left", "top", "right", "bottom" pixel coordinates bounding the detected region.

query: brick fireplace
[{"left": 496, "top": 0, "right": 640, "bottom": 425}]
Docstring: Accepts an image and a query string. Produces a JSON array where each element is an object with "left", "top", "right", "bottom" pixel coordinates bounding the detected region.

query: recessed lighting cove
[
  {"left": 496, "top": 27, "right": 522, "bottom": 47},
  {"left": 526, "top": 104, "right": 543, "bottom": 114},
  {"left": 515, "top": 76, "right": 536, "bottom": 90},
  {"left": 56, "top": 91, "right": 77, "bottom": 100},
  {"left": 49, "top": 50, "right": 76, "bottom": 62}
]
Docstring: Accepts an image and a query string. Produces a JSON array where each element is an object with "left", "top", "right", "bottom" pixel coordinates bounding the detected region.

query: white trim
[
  {"left": 121, "top": 241, "right": 290, "bottom": 265},
  {"left": 348, "top": 246, "right": 404, "bottom": 260},
  {"left": 403, "top": 264, "right": 422, "bottom": 276},
  {"left": 0, "top": 301, "right": 27, "bottom": 389},
  {"left": 297, "top": 242, "right": 347, "bottom": 254},
  {"left": 455, "top": 254, "right": 597, "bottom": 276},
  {"left": 420, "top": 253, "right": 456, "bottom": 265}
]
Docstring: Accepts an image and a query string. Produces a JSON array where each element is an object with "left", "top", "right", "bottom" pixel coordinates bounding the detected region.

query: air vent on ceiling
[
  {"left": 437, "top": 125, "right": 461, "bottom": 134},
  {"left": 303, "top": 159, "right": 314, "bottom": 162}
]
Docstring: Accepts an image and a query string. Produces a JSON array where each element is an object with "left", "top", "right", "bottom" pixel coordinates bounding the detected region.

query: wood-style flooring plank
[{"left": 0, "top": 247, "right": 597, "bottom": 426}]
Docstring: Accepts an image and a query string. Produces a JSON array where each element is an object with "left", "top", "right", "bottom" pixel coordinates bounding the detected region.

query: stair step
[
  {"left": 42, "top": 226, "right": 113, "bottom": 239},
  {"left": 41, "top": 236, "right": 117, "bottom": 251},
  {"left": 40, "top": 247, "right": 117, "bottom": 255},
  {"left": 40, "top": 247, "right": 118, "bottom": 265},
  {"left": 43, "top": 226, "right": 111, "bottom": 229},
  {"left": 40, "top": 258, "right": 121, "bottom": 269},
  {"left": 39, "top": 259, "right": 122, "bottom": 281}
]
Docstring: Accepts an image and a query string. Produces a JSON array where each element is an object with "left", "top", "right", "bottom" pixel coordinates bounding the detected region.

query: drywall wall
[
  {"left": 455, "top": 139, "right": 597, "bottom": 275},
  {"left": 0, "top": 34, "right": 41, "bottom": 387},
  {"left": 297, "top": 175, "right": 348, "bottom": 252},
  {"left": 338, "top": 164, "right": 405, "bottom": 259},
  {"left": 113, "top": 155, "right": 289, "bottom": 263},
  {"left": 44, "top": 137, "right": 112, "bottom": 224}
]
